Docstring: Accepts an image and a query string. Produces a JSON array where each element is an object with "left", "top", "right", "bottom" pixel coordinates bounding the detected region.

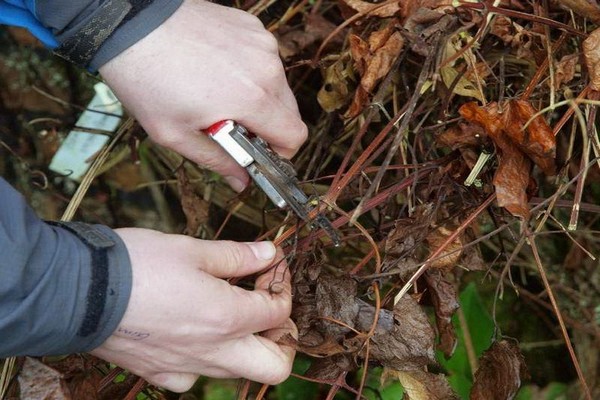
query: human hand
[
  {"left": 99, "top": 0, "right": 308, "bottom": 192},
  {"left": 91, "top": 228, "right": 297, "bottom": 392}
]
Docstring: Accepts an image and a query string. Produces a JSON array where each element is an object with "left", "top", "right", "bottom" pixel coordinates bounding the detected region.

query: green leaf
[{"left": 438, "top": 282, "right": 495, "bottom": 398}]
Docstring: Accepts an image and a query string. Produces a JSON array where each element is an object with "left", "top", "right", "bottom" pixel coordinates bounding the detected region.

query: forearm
[{"left": 0, "top": 178, "right": 132, "bottom": 356}]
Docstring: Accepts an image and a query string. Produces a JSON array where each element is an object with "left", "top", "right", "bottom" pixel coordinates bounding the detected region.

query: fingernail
[
  {"left": 248, "top": 241, "right": 276, "bottom": 260},
  {"left": 225, "top": 175, "right": 247, "bottom": 193}
]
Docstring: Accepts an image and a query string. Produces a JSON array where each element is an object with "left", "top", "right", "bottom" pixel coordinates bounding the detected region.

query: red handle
[{"left": 205, "top": 120, "right": 230, "bottom": 136}]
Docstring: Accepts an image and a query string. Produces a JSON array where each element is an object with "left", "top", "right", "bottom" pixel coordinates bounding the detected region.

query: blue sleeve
[
  {"left": 0, "top": 1, "right": 58, "bottom": 47},
  {"left": 0, "top": 178, "right": 132, "bottom": 356},
  {"left": 0, "top": 0, "right": 183, "bottom": 71}
]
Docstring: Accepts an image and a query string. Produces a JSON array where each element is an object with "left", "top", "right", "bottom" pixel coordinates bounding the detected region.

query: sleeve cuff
[{"left": 89, "top": 0, "right": 184, "bottom": 71}]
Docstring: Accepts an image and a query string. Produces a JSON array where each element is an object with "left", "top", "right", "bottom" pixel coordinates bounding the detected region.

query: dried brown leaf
[
  {"left": 583, "top": 28, "right": 600, "bottom": 91},
  {"left": 278, "top": 14, "right": 340, "bottom": 59},
  {"left": 384, "top": 369, "right": 458, "bottom": 400},
  {"left": 470, "top": 340, "right": 529, "bottom": 400},
  {"left": 369, "top": 296, "right": 436, "bottom": 370},
  {"left": 504, "top": 100, "right": 556, "bottom": 175},
  {"left": 362, "top": 31, "right": 404, "bottom": 92},
  {"left": 340, "top": 0, "right": 401, "bottom": 18},
  {"left": 425, "top": 226, "right": 463, "bottom": 269},
  {"left": 318, "top": 60, "right": 353, "bottom": 112},
  {"left": 493, "top": 140, "right": 531, "bottom": 220},
  {"left": 557, "top": 0, "right": 600, "bottom": 25},
  {"left": 459, "top": 100, "right": 556, "bottom": 219},
  {"left": 424, "top": 269, "right": 459, "bottom": 357},
  {"left": 552, "top": 53, "right": 578, "bottom": 90},
  {"left": 176, "top": 167, "right": 209, "bottom": 237},
  {"left": 18, "top": 357, "right": 71, "bottom": 400},
  {"left": 316, "top": 274, "right": 359, "bottom": 337}
]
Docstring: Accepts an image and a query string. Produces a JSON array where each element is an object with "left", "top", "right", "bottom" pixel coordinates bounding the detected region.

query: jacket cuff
[
  {"left": 90, "top": 0, "right": 183, "bottom": 71},
  {"left": 66, "top": 225, "right": 133, "bottom": 353}
]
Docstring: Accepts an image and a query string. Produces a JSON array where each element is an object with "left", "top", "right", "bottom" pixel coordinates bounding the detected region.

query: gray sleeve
[
  {"left": 0, "top": 178, "right": 132, "bottom": 356},
  {"left": 34, "top": 0, "right": 183, "bottom": 71}
]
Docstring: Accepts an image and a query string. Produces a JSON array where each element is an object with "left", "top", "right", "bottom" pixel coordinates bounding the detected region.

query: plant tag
[{"left": 49, "top": 82, "right": 123, "bottom": 181}]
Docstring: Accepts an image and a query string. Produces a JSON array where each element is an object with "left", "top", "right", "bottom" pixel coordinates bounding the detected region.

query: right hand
[
  {"left": 91, "top": 228, "right": 297, "bottom": 393},
  {"left": 99, "top": 0, "right": 308, "bottom": 192}
]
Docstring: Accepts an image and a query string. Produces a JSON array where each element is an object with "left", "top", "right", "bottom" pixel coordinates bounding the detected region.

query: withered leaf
[
  {"left": 424, "top": 269, "right": 459, "bottom": 357},
  {"left": 176, "top": 167, "right": 209, "bottom": 237},
  {"left": 385, "top": 369, "right": 458, "bottom": 400},
  {"left": 347, "top": 27, "right": 405, "bottom": 117},
  {"left": 278, "top": 14, "right": 340, "bottom": 60},
  {"left": 318, "top": 59, "right": 354, "bottom": 112},
  {"left": 504, "top": 100, "right": 556, "bottom": 175},
  {"left": 557, "top": 0, "right": 600, "bottom": 25},
  {"left": 552, "top": 53, "right": 578, "bottom": 90},
  {"left": 316, "top": 274, "right": 359, "bottom": 337},
  {"left": 470, "top": 340, "right": 529, "bottom": 400},
  {"left": 369, "top": 296, "right": 436, "bottom": 370},
  {"left": 459, "top": 100, "right": 556, "bottom": 219},
  {"left": 304, "top": 354, "right": 355, "bottom": 381},
  {"left": 426, "top": 226, "right": 463, "bottom": 270},
  {"left": 583, "top": 28, "right": 600, "bottom": 91},
  {"left": 340, "top": 0, "right": 401, "bottom": 18},
  {"left": 18, "top": 357, "right": 71, "bottom": 400},
  {"left": 493, "top": 140, "right": 531, "bottom": 220}
]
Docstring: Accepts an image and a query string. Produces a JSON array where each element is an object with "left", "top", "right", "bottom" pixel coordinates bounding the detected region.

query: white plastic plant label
[{"left": 49, "top": 82, "right": 123, "bottom": 181}]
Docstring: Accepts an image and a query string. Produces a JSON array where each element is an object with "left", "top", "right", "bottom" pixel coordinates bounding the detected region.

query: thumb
[{"left": 191, "top": 240, "right": 278, "bottom": 278}]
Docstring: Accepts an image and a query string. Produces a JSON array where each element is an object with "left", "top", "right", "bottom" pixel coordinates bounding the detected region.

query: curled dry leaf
[
  {"left": 583, "top": 28, "right": 600, "bottom": 91},
  {"left": 19, "top": 357, "right": 71, "bottom": 400},
  {"left": 470, "top": 340, "right": 529, "bottom": 400},
  {"left": 369, "top": 295, "right": 436, "bottom": 370},
  {"left": 384, "top": 368, "right": 459, "bottom": 400},
  {"left": 347, "top": 26, "right": 405, "bottom": 117},
  {"left": 440, "top": 38, "right": 486, "bottom": 102},
  {"left": 459, "top": 100, "right": 556, "bottom": 219},
  {"left": 340, "top": 0, "right": 401, "bottom": 18},
  {"left": 424, "top": 269, "right": 459, "bottom": 357},
  {"left": 176, "top": 167, "right": 209, "bottom": 237},
  {"left": 552, "top": 53, "right": 578, "bottom": 90},
  {"left": 426, "top": 225, "right": 463, "bottom": 270},
  {"left": 318, "top": 58, "right": 354, "bottom": 112},
  {"left": 557, "top": 0, "right": 600, "bottom": 25},
  {"left": 278, "top": 14, "right": 341, "bottom": 60}
]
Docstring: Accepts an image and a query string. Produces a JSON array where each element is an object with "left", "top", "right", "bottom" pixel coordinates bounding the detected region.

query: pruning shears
[{"left": 205, "top": 120, "right": 340, "bottom": 246}]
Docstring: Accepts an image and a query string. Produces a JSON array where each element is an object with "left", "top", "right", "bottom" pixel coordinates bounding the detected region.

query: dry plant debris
[{"left": 3, "top": 0, "right": 600, "bottom": 398}]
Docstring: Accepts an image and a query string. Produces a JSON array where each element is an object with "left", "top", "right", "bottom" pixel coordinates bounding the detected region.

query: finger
[
  {"left": 238, "top": 98, "right": 308, "bottom": 160},
  {"left": 148, "top": 372, "right": 199, "bottom": 393},
  {"left": 225, "top": 328, "right": 297, "bottom": 385},
  {"left": 179, "top": 240, "right": 277, "bottom": 278},
  {"left": 150, "top": 126, "right": 249, "bottom": 192},
  {"left": 224, "top": 254, "right": 292, "bottom": 333}
]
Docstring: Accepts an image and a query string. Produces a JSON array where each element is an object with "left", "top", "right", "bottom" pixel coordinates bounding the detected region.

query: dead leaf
[
  {"left": 362, "top": 31, "right": 404, "bottom": 92},
  {"left": 318, "top": 58, "right": 354, "bottom": 112},
  {"left": 277, "top": 14, "right": 341, "bottom": 60},
  {"left": 552, "top": 53, "right": 578, "bottom": 90},
  {"left": 346, "top": 27, "right": 405, "bottom": 117},
  {"left": 470, "top": 340, "right": 529, "bottom": 400},
  {"left": 369, "top": 296, "right": 436, "bottom": 370},
  {"left": 459, "top": 100, "right": 556, "bottom": 219},
  {"left": 384, "top": 369, "right": 458, "bottom": 400},
  {"left": 176, "top": 167, "right": 209, "bottom": 237},
  {"left": 426, "top": 226, "right": 463, "bottom": 269},
  {"left": 440, "top": 38, "right": 486, "bottom": 102},
  {"left": 490, "top": 16, "right": 534, "bottom": 61},
  {"left": 340, "top": 0, "right": 401, "bottom": 18},
  {"left": 18, "top": 357, "right": 71, "bottom": 400},
  {"left": 557, "top": 0, "right": 600, "bottom": 25},
  {"left": 424, "top": 269, "right": 459, "bottom": 357},
  {"left": 583, "top": 28, "right": 600, "bottom": 91}
]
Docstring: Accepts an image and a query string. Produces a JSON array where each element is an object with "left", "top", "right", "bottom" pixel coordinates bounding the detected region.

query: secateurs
[{"left": 205, "top": 120, "right": 340, "bottom": 246}]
